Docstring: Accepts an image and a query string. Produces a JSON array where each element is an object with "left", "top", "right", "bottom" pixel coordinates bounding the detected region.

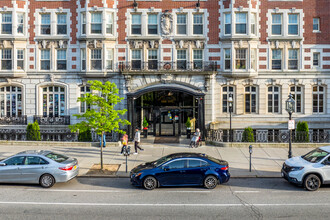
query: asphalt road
[{"left": 1, "top": 178, "right": 330, "bottom": 220}]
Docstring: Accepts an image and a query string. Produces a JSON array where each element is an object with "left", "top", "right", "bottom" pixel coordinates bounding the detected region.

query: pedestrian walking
[
  {"left": 120, "top": 133, "right": 128, "bottom": 155},
  {"left": 99, "top": 133, "right": 106, "bottom": 148},
  {"left": 134, "top": 127, "right": 144, "bottom": 154}
]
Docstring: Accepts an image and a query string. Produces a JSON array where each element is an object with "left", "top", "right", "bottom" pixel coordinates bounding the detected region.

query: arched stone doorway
[{"left": 127, "top": 84, "right": 205, "bottom": 140}]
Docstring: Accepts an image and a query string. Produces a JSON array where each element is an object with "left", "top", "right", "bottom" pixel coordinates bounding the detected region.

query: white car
[{"left": 281, "top": 146, "right": 330, "bottom": 191}]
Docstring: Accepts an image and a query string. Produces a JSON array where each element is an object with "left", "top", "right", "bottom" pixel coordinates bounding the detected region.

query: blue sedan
[{"left": 130, "top": 153, "right": 230, "bottom": 190}]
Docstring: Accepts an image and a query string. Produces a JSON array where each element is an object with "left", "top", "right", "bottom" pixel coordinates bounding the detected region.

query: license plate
[{"left": 74, "top": 165, "right": 77, "bottom": 170}]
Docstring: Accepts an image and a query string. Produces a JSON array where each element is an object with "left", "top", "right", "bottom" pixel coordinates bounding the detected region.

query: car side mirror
[
  {"left": 0, "top": 162, "right": 6, "bottom": 166},
  {"left": 163, "top": 166, "right": 170, "bottom": 171}
]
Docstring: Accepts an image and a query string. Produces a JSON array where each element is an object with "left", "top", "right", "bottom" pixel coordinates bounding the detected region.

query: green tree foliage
[
  {"left": 242, "top": 127, "right": 255, "bottom": 142},
  {"left": 70, "top": 80, "right": 130, "bottom": 169},
  {"left": 143, "top": 117, "right": 149, "bottom": 128},
  {"left": 26, "top": 120, "right": 41, "bottom": 141},
  {"left": 296, "top": 121, "right": 309, "bottom": 142},
  {"left": 185, "top": 117, "right": 191, "bottom": 129},
  {"left": 78, "top": 128, "right": 92, "bottom": 142}
]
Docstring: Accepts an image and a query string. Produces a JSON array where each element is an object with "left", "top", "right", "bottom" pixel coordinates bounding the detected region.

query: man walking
[{"left": 134, "top": 127, "right": 144, "bottom": 154}]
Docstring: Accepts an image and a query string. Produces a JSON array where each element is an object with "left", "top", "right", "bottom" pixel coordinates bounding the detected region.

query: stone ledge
[{"left": 206, "top": 141, "right": 329, "bottom": 148}]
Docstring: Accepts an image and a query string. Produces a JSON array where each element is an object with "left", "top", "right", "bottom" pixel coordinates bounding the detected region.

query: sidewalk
[{"left": 0, "top": 141, "right": 314, "bottom": 178}]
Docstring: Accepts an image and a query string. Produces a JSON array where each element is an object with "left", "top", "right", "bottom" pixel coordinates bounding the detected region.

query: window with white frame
[
  {"left": 251, "top": 49, "right": 257, "bottom": 71},
  {"left": 288, "top": 49, "right": 298, "bottom": 70},
  {"left": 131, "top": 14, "right": 141, "bottom": 35},
  {"left": 245, "top": 86, "right": 257, "bottom": 113},
  {"left": 148, "top": 49, "right": 158, "bottom": 70},
  {"left": 222, "top": 86, "right": 234, "bottom": 113},
  {"left": 106, "top": 49, "right": 113, "bottom": 70},
  {"left": 224, "top": 49, "right": 231, "bottom": 70},
  {"left": 0, "top": 86, "right": 22, "bottom": 117},
  {"left": 177, "top": 50, "right": 187, "bottom": 70},
  {"left": 290, "top": 86, "right": 303, "bottom": 113},
  {"left": 148, "top": 14, "right": 158, "bottom": 35},
  {"left": 251, "top": 13, "right": 256, "bottom": 35},
  {"left": 272, "top": 14, "right": 282, "bottom": 35},
  {"left": 313, "top": 18, "right": 320, "bottom": 31},
  {"left": 224, "top": 13, "right": 231, "bottom": 35},
  {"left": 267, "top": 86, "right": 280, "bottom": 113},
  {"left": 1, "top": 49, "right": 12, "bottom": 70},
  {"left": 91, "top": 49, "right": 102, "bottom": 70},
  {"left": 131, "top": 49, "right": 142, "bottom": 70},
  {"left": 42, "top": 86, "right": 65, "bottom": 117},
  {"left": 288, "top": 14, "right": 298, "bottom": 35},
  {"left": 193, "top": 14, "right": 203, "bottom": 35},
  {"left": 40, "top": 49, "right": 50, "bottom": 70},
  {"left": 91, "top": 13, "right": 102, "bottom": 34},
  {"left": 235, "top": 49, "right": 246, "bottom": 69},
  {"left": 57, "top": 13, "right": 67, "bottom": 35},
  {"left": 81, "top": 49, "right": 86, "bottom": 70},
  {"left": 235, "top": 13, "right": 247, "bottom": 34},
  {"left": 1, "top": 13, "right": 12, "bottom": 34},
  {"left": 17, "top": 13, "right": 24, "bottom": 34},
  {"left": 177, "top": 14, "right": 187, "bottom": 35},
  {"left": 272, "top": 49, "right": 282, "bottom": 70},
  {"left": 81, "top": 13, "right": 86, "bottom": 35},
  {"left": 41, "top": 14, "right": 51, "bottom": 35},
  {"left": 193, "top": 50, "right": 203, "bottom": 70},
  {"left": 106, "top": 13, "right": 113, "bottom": 34},
  {"left": 57, "top": 49, "right": 66, "bottom": 70},
  {"left": 80, "top": 85, "right": 91, "bottom": 113},
  {"left": 17, "top": 49, "right": 24, "bottom": 70},
  {"left": 313, "top": 52, "right": 320, "bottom": 67},
  {"left": 313, "top": 86, "right": 325, "bottom": 113}
]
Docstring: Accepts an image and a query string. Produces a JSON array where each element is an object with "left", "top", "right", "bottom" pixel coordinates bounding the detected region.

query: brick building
[{"left": 0, "top": 0, "right": 329, "bottom": 141}]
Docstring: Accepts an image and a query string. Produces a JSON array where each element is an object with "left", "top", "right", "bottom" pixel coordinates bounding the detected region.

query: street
[{"left": 1, "top": 178, "right": 330, "bottom": 220}]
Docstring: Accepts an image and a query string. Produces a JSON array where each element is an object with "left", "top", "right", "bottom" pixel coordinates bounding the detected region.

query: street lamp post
[
  {"left": 285, "top": 93, "right": 295, "bottom": 158},
  {"left": 228, "top": 94, "right": 233, "bottom": 142}
]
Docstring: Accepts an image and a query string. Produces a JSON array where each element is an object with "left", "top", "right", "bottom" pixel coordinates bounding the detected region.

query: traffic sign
[{"left": 288, "top": 120, "right": 295, "bottom": 130}]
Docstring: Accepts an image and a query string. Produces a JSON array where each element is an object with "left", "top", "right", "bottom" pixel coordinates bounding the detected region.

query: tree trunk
[{"left": 101, "top": 131, "right": 104, "bottom": 170}]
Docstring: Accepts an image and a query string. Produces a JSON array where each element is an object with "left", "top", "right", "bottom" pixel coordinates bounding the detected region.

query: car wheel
[
  {"left": 40, "top": 174, "right": 55, "bottom": 188},
  {"left": 304, "top": 174, "right": 321, "bottom": 191},
  {"left": 204, "top": 175, "right": 218, "bottom": 189},
  {"left": 143, "top": 176, "right": 157, "bottom": 190}
]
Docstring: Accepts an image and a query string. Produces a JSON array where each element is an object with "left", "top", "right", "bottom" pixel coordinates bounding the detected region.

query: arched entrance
[{"left": 127, "top": 84, "right": 205, "bottom": 140}]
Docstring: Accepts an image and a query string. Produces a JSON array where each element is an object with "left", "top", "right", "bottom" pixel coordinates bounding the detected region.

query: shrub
[
  {"left": 296, "top": 121, "right": 309, "bottom": 142},
  {"left": 78, "top": 128, "right": 92, "bottom": 142},
  {"left": 242, "top": 127, "right": 255, "bottom": 142},
  {"left": 185, "top": 117, "right": 191, "bottom": 129},
  {"left": 27, "top": 120, "right": 41, "bottom": 141},
  {"left": 143, "top": 117, "right": 149, "bottom": 129}
]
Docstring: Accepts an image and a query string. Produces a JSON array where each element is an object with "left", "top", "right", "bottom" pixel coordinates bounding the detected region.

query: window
[
  {"left": 17, "top": 49, "right": 24, "bottom": 70},
  {"left": 4, "top": 156, "right": 25, "bottom": 166},
  {"left": 313, "top": 18, "right": 320, "bottom": 31},
  {"left": 272, "top": 49, "right": 282, "bottom": 70},
  {"left": 0, "top": 86, "right": 22, "bottom": 117},
  {"left": 106, "top": 49, "right": 113, "bottom": 70},
  {"left": 222, "top": 86, "right": 234, "bottom": 113},
  {"left": 81, "top": 49, "right": 86, "bottom": 70},
  {"left": 288, "top": 14, "right": 298, "bottom": 35},
  {"left": 177, "top": 14, "right": 187, "bottom": 35},
  {"left": 81, "top": 13, "right": 86, "bottom": 35},
  {"left": 267, "top": 86, "right": 280, "bottom": 113},
  {"left": 57, "top": 14, "right": 67, "bottom": 35},
  {"left": 106, "top": 13, "right": 113, "bottom": 34},
  {"left": 40, "top": 49, "right": 50, "bottom": 70},
  {"left": 177, "top": 50, "right": 187, "bottom": 70},
  {"left": 193, "top": 50, "right": 203, "bottom": 69},
  {"left": 272, "top": 14, "right": 282, "bottom": 35},
  {"left": 290, "top": 86, "right": 303, "bottom": 113},
  {"left": 45, "top": 152, "right": 68, "bottom": 163},
  {"left": 224, "top": 49, "right": 231, "bottom": 70},
  {"left": 1, "top": 13, "right": 12, "bottom": 34},
  {"left": 251, "top": 49, "right": 257, "bottom": 71},
  {"left": 188, "top": 159, "right": 208, "bottom": 168},
  {"left": 245, "top": 86, "right": 257, "bottom": 113},
  {"left": 1, "top": 49, "right": 12, "bottom": 70},
  {"left": 91, "top": 49, "right": 102, "bottom": 70},
  {"left": 251, "top": 13, "right": 256, "bottom": 35},
  {"left": 131, "top": 14, "right": 141, "bottom": 35},
  {"left": 235, "top": 13, "right": 247, "bottom": 34},
  {"left": 25, "top": 156, "right": 48, "bottom": 165},
  {"left": 148, "top": 14, "right": 158, "bottom": 35},
  {"left": 57, "top": 50, "right": 66, "bottom": 70},
  {"left": 41, "top": 14, "right": 51, "bottom": 35},
  {"left": 235, "top": 49, "right": 246, "bottom": 69},
  {"left": 225, "top": 13, "right": 231, "bottom": 35},
  {"left": 167, "top": 160, "right": 186, "bottom": 169},
  {"left": 42, "top": 86, "right": 65, "bottom": 117},
  {"left": 313, "top": 52, "right": 320, "bottom": 67},
  {"left": 148, "top": 50, "right": 158, "bottom": 70},
  {"left": 80, "top": 85, "right": 91, "bottom": 113},
  {"left": 17, "top": 13, "right": 24, "bottom": 34},
  {"left": 131, "top": 50, "right": 141, "bottom": 70},
  {"left": 91, "top": 13, "right": 102, "bottom": 34},
  {"left": 313, "top": 86, "right": 324, "bottom": 113},
  {"left": 193, "top": 14, "right": 203, "bottom": 35},
  {"left": 288, "top": 49, "right": 298, "bottom": 70}
]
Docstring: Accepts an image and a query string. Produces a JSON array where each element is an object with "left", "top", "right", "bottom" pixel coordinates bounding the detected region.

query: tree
[
  {"left": 242, "top": 127, "right": 255, "bottom": 142},
  {"left": 26, "top": 120, "right": 41, "bottom": 141},
  {"left": 70, "top": 80, "right": 130, "bottom": 170},
  {"left": 296, "top": 121, "right": 309, "bottom": 142}
]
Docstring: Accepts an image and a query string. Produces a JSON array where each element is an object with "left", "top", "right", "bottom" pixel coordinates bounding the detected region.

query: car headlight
[{"left": 290, "top": 167, "right": 304, "bottom": 171}]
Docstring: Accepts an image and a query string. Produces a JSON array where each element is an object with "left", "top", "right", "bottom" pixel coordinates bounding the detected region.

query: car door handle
[{"left": 180, "top": 170, "right": 186, "bottom": 173}]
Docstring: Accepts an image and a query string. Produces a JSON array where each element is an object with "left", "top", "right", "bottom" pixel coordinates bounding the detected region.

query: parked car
[
  {"left": 281, "top": 146, "right": 330, "bottom": 191},
  {"left": 130, "top": 152, "right": 230, "bottom": 190},
  {"left": 0, "top": 150, "right": 79, "bottom": 188}
]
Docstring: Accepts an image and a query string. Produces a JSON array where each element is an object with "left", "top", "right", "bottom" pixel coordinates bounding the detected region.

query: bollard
[{"left": 249, "top": 145, "right": 253, "bottom": 172}]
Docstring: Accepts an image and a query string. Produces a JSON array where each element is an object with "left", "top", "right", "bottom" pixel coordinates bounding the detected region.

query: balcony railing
[
  {"left": 0, "top": 116, "right": 27, "bottom": 125},
  {"left": 119, "top": 61, "right": 218, "bottom": 73},
  {"left": 33, "top": 115, "right": 70, "bottom": 125}
]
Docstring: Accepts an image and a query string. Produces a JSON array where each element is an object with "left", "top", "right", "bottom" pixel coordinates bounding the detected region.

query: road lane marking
[{"left": 233, "top": 191, "right": 259, "bottom": 193}]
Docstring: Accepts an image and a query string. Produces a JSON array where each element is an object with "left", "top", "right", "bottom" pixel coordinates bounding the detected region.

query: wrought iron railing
[
  {"left": 0, "top": 116, "right": 27, "bottom": 125},
  {"left": 33, "top": 115, "right": 70, "bottom": 125}
]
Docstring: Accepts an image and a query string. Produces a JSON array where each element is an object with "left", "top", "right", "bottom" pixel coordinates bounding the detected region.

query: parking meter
[
  {"left": 123, "top": 146, "right": 131, "bottom": 173},
  {"left": 249, "top": 145, "right": 253, "bottom": 172},
  {"left": 249, "top": 145, "right": 253, "bottom": 154}
]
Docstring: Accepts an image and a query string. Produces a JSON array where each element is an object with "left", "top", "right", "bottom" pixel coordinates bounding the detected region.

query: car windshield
[
  {"left": 151, "top": 155, "right": 176, "bottom": 167},
  {"left": 302, "top": 148, "right": 329, "bottom": 163},
  {"left": 205, "top": 155, "right": 227, "bottom": 165},
  {"left": 45, "top": 152, "right": 69, "bottom": 163}
]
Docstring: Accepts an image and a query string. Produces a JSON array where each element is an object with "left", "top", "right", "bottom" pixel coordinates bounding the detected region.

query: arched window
[
  {"left": 0, "top": 86, "right": 22, "bottom": 117},
  {"left": 42, "top": 86, "right": 65, "bottom": 117}
]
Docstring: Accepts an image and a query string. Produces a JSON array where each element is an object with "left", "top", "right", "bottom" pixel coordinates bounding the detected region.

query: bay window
[
  {"left": 1, "top": 49, "right": 12, "bottom": 70},
  {"left": 106, "top": 13, "right": 113, "bottom": 34},
  {"left": 224, "top": 49, "right": 231, "bottom": 70},
  {"left": 235, "top": 13, "right": 247, "bottom": 34},
  {"left": 106, "top": 49, "right": 113, "bottom": 70},
  {"left": 17, "top": 13, "right": 24, "bottom": 34},
  {"left": 57, "top": 50, "right": 67, "bottom": 70},
  {"left": 272, "top": 49, "right": 282, "bottom": 70},
  {"left": 288, "top": 49, "right": 298, "bottom": 70},
  {"left": 1, "top": 13, "right": 12, "bottom": 34},
  {"left": 17, "top": 49, "right": 24, "bottom": 70},
  {"left": 91, "top": 49, "right": 102, "bottom": 70},
  {"left": 40, "top": 49, "right": 50, "bottom": 70},
  {"left": 91, "top": 13, "right": 102, "bottom": 34},
  {"left": 235, "top": 49, "right": 246, "bottom": 69}
]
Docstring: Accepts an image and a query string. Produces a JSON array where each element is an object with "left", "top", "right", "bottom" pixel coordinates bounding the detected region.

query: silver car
[{"left": 0, "top": 150, "right": 79, "bottom": 188}]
